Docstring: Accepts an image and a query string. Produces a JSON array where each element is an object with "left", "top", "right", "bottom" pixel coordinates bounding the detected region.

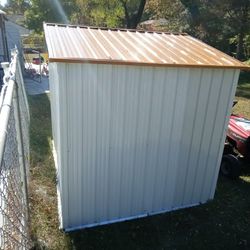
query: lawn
[{"left": 28, "top": 74, "right": 250, "bottom": 250}]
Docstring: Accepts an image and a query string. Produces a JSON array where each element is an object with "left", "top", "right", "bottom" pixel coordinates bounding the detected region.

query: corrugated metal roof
[{"left": 44, "top": 23, "right": 250, "bottom": 70}]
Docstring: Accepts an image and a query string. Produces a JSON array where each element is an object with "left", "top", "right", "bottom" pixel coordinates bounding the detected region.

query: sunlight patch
[{"left": 240, "top": 176, "right": 250, "bottom": 183}]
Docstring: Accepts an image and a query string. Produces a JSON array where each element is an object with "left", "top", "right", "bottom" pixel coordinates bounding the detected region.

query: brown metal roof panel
[
  {"left": 111, "top": 30, "right": 149, "bottom": 62},
  {"left": 145, "top": 33, "right": 184, "bottom": 64},
  {"left": 53, "top": 26, "right": 71, "bottom": 58},
  {"left": 65, "top": 27, "right": 92, "bottom": 59},
  {"left": 45, "top": 25, "right": 60, "bottom": 57},
  {"left": 89, "top": 29, "right": 126, "bottom": 61},
  {"left": 83, "top": 28, "right": 112, "bottom": 59},
  {"left": 117, "top": 30, "right": 156, "bottom": 63},
  {"left": 97, "top": 30, "right": 128, "bottom": 61},
  {"left": 104, "top": 29, "right": 139, "bottom": 61},
  {"left": 171, "top": 35, "right": 223, "bottom": 66},
  {"left": 163, "top": 34, "right": 214, "bottom": 65},
  {"left": 60, "top": 27, "right": 82, "bottom": 58},
  {"left": 185, "top": 36, "right": 243, "bottom": 66},
  {"left": 155, "top": 33, "right": 203, "bottom": 65},
  {"left": 43, "top": 23, "right": 250, "bottom": 70},
  {"left": 137, "top": 32, "right": 174, "bottom": 63},
  {"left": 74, "top": 28, "right": 103, "bottom": 59},
  {"left": 125, "top": 31, "right": 166, "bottom": 63}
]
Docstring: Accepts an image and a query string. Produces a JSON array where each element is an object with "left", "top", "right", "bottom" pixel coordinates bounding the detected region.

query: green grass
[
  {"left": 234, "top": 71, "right": 250, "bottom": 118},
  {"left": 29, "top": 75, "right": 250, "bottom": 249},
  {"left": 29, "top": 94, "right": 70, "bottom": 249},
  {"left": 236, "top": 68, "right": 250, "bottom": 100},
  {"left": 235, "top": 83, "right": 250, "bottom": 101}
]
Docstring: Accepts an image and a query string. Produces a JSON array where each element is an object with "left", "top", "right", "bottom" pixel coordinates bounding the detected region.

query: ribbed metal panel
[
  {"left": 44, "top": 23, "right": 249, "bottom": 70},
  {"left": 50, "top": 62, "right": 239, "bottom": 230}
]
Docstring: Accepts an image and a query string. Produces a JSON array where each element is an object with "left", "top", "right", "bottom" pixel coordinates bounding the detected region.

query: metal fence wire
[{"left": 0, "top": 49, "right": 30, "bottom": 249}]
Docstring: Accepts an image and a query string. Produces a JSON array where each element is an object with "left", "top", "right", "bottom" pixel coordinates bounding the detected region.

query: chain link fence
[{"left": 0, "top": 49, "right": 30, "bottom": 249}]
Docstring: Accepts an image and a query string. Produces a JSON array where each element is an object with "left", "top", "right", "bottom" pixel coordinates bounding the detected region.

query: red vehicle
[
  {"left": 220, "top": 101, "right": 250, "bottom": 179},
  {"left": 32, "top": 56, "right": 44, "bottom": 65}
]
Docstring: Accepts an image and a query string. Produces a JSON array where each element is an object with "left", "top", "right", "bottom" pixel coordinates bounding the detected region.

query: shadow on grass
[
  {"left": 68, "top": 168, "right": 250, "bottom": 250},
  {"left": 28, "top": 94, "right": 52, "bottom": 162},
  {"left": 236, "top": 85, "right": 250, "bottom": 99},
  {"left": 236, "top": 71, "right": 250, "bottom": 99},
  {"left": 28, "top": 94, "right": 69, "bottom": 250},
  {"left": 238, "top": 71, "right": 250, "bottom": 85},
  {"left": 237, "top": 72, "right": 250, "bottom": 99}
]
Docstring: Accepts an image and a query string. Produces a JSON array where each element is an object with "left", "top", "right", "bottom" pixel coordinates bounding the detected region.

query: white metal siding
[{"left": 50, "top": 63, "right": 239, "bottom": 230}]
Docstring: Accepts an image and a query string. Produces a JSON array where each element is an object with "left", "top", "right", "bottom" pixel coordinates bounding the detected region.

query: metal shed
[{"left": 44, "top": 23, "right": 249, "bottom": 231}]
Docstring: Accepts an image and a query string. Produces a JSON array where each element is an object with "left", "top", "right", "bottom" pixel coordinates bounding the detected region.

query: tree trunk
[
  {"left": 236, "top": 2, "right": 249, "bottom": 60},
  {"left": 179, "top": 0, "right": 200, "bottom": 25},
  {"left": 236, "top": 30, "right": 244, "bottom": 60},
  {"left": 121, "top": 0, "right": 146, "bottom": 29}
]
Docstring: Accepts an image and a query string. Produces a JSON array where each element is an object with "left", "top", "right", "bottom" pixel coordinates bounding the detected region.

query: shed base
[
  {"left": 63, "top": 202, "right": 202, "bottom": 232},
  {"left": 52, "top": 141, "right": 209, "bottom": 232}
]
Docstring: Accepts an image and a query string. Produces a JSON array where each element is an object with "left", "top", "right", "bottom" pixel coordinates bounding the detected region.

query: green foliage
[
  {"left": 144, "top": 0, "right": 189, "bottom": 32},
  {"left": 25, "top": 0, "right": 77, "bottom": 33},
  {"left": 23, "top": 0, "right": 249, "bottom": 60},
  {"left": 71, "top": 0, "right": 146, "bottom": 28},
  {"left": 22, "top": 33, "right": 45, "bottom": 50},
  {"left": 25, "top": 0, "right": 147, "bottom": 30},
  {"left": 4, "top": 0, "right": 29, "bottom": 14},
  {"left": 243, "top": 35, "right": 250, "bottom": 59},
  {"left": 71, "top": 0, "right": 124, "bottom": 27},
  {"left": 25, "top": 0, "right": 60, "bottom": 33},
  {"left": 177, "top": 0, "right": 250, "bottom": 59}
]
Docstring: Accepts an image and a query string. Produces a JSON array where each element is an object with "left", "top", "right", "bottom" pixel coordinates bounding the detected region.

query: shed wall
[{"left": 50, "top": 62, "right": 239, "bottom": 230}]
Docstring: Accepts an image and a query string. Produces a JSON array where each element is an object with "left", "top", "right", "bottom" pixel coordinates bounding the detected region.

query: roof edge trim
[{"left": 48, "top": 57, "right": 250, "bottom": 70}]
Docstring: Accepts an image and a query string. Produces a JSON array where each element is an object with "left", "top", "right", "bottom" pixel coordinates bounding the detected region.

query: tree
[
  {"left": 25, "top": 0, "right": 148, "bottom": 32},
  {"left": 144, "top": 0, "right": 188, "bottom": 32},
  {"left": 72, "top": 0, "right": 124, "bottom": 27},
  {"left": 23, "top": 0, "right": 250, "bottom": 61},
  {"left": 177, "top": 0, "right": 250, "bottom": 60},
  {"left": 72, "top": 0, "right": 147, "bottom": 29},
  {"left": 25, "top": 0, "right": 59, "bottom": 33},
  {"left": 219, "top": 0, "right": 250, "bottom": 60},
  {"left": 4, "top": 0, "right": 30, "bottom": 14},
  {"left": 25, "top": 0, "right": 77, "bottom": 33}
]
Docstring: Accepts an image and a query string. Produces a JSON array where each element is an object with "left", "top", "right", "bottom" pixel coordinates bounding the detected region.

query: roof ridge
[{"left": 44, "top": 22, "right": 188, "bottom": 36}]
